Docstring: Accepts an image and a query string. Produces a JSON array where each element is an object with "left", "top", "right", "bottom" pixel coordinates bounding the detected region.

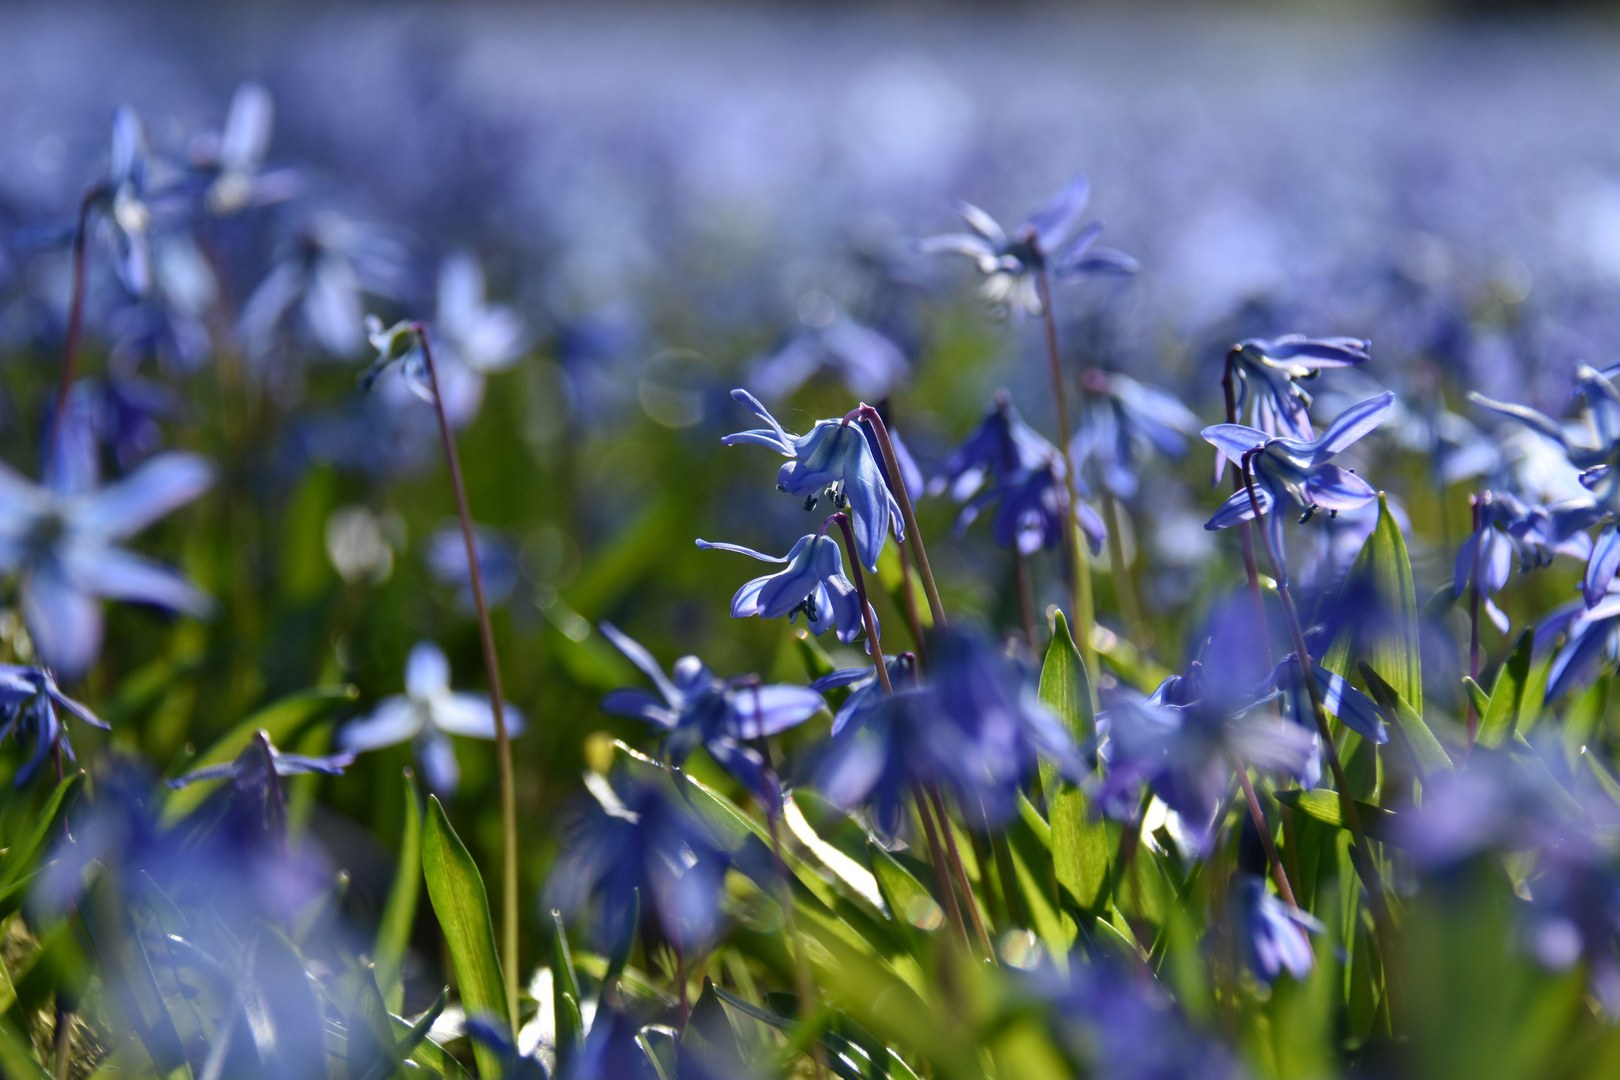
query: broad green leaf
[
  {"left": 551, "top": 909, "right": 584, "bottom": 1064},
  {"left": 389, "top": 997, "right": 469, "bottom": 1080},
  {"left": 162, "top": 684, "right": 359, "bottom": 823},
  {"left": 1516, "top": 648, "right": 1555, "bottom": 737},
  {"left": 1274, "top": 789, "right": 1399, "bottom": 844},
  {"left": 868, "top": 841, "right": 944, "bottom": 932},
  {"left": 1017, "top": 792, "right": 1051, "bottom": 849},
  {"left": 1478, "top": 630, "right": 1533, "bottom": 749},
  {"left": 1039, "top": 612, "right": 1109, "bottom": 913},
  {"left": 683, "top": 978, "right": 746, "bottom": 1076},
  {"left": 1324, "top": 494, "right": 1422, "bottom": 713},
  {"left": 0, "top": 772, "right": 81, "bottom": 888},
  {"left": 0, "top": 1012, "right": 47, "bottom": 1080},
  {"left": 1359, "top": 662, "right": 1453, "bottom": 778},
  {"left": 376, "top": 771, "right": 422, "bottom": 1014},
  {"left": 422, "top": 796, "right": 508, "bottom": 1079},
  {"left": 1462, "top": 676, "right": 1491, "bottom": 722}
]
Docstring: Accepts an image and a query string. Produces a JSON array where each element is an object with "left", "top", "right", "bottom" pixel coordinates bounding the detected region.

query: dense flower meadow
[{"left": 5, "top": 16, "right": 1620, "bottom": 1078}]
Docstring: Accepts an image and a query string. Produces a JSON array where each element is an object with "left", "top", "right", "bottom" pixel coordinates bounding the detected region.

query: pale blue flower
[
  {"left": 196, "top": 83, "right": 301, "bottom": 216},
  {"left": 696, "top": 534, "right": 874, "bottom": 647},
  {"left": 0, "top": 664, "right": 107, "bottom": 786},
  {"left": 748, "top": 292, "right": 908, "bottom": 401},
  {"left": 338, "top": 640, "right": 526, "bottom": 795},
  {"left": 720, "top": 389, "right": 902, "bottom": 572},
  {"left": 0, "top": 451, "right": 215, "bottom": 677}
]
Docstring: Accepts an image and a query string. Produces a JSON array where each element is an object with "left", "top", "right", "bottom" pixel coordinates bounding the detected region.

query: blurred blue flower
[
  {"left": 696, "top": 534, "right": 874, "bottom": 647},
  {"left": 166, "top": 731, "right": 354, "bottom": 788},
  {"left": 810, "top": 654, "right": 912, "bottom": 737},
  {"left": 1203, "top": 392, "right": 1394, "bottom": 570},
  {"left": 1233, "top": 872, "right": 1320, "bottom": 983},
  {"left": 426, "top": 521, "right": 520, "bottom": 610},
  {"left": 933, "top": 394, "right": 1105, "bottom": 555},
  {"left": 193, "top": 83, "right": 302, "bottom": 216},
  {"left": 0, "top": 449, "right": 215, "bottom": 678},
  {"left": 546, "top": 773, "right": 730, "bottom": 956},
  {"left": 1456, "top": 491, "right": 1588, "bottom": 630},
  {"left": 97, "top": 106, "right": 158, "bottom": 296},
  {"left": 919, "top": 175, "right": 1136, "bottom": 316},
  {"left": 1071, "top": 370, "right": 1202, "bottom": 498},
  {"left": 721, "top": 390, "right": 902, "bottom": 572},
  {"left": 598, "top": 621, "right": 823, "bottom": 800},
  {"left": 0, "top": 664, "right": 107, "bottom": 786},
  {"left": 748, "top": 291, "right": 908, "bottom": 401},
  {"left": 338, "top": 640, "right": 526, "bottom": 795}
]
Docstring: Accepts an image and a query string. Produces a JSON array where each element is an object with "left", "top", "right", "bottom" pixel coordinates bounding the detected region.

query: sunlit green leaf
[
  {"left": 1039, "top": 611, "right": 1108, "bottom": 915},
  {"left": 1359, "top": 662, "right": 1453, "bottom": 778},
  {"left": 375, "top": 770, "right": 422, "bottom": 1014}
]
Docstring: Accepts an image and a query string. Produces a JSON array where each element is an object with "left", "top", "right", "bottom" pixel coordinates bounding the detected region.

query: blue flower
[
  {"left": 166, "top": 732, "right": 355, "bottom": 788},
  {"left": 1223, "top": 336, "right": 1372, "bottom": 460},
  {"left": 748, "top": 292, "right": 908, "bottom": 401},
  {"left": 598, "top": 621, "right": 823, "bottom": 800},
  {"left": 1233, "top": 873, "right": 1321, "bottom": 983},
  {"left": 1203, "top": 392, "right": 1394, "bottom": 570},
  {"left": 195, "top": 83, "right": 301, "bottom": 216},
  {"left": 426, "top": 521, "right": 521, "bottom": 610},
  {"left": 0, "top": 450, "right": 215, "bottom": 678},
  {"left": 919, "top": 176, "right": 1136, "bottom": 316},
  {"left": 546, "top": 773, "right": 730, "bottom": 956},
  {"left": 433, "top": 250, "right": 529, "bottom": 374},
  {"left": 0, "top": 664, "right": 107, "bottom": 786},
  {"left": 338, "top": 640, "right": 526, "bottom": 795},
  {"left": 721, "top": 390, "right": 902, "bottom": 572},
  {"left": 810, "top": 654, "right": 913, "bottom": 736},
  {"left": 1071, "top": 370, "right": 1202, "bottom": 498},
  {"left": 1455, "top": 491, "right": 1588, "bottom": 630},
  {"left": 696, "top": 534, "right": 874, "bottom": 647},
  {"left": 99, "top": 107, "right": 157, "bottom": 296},
  {"left": 933, "top": 395, "right": 1105, "bottom": 555}
]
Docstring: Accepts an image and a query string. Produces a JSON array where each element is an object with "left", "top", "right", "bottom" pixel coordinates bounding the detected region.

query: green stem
[
  {"left": 1100, "top": 489, "right": 1150, "bottom": 651},
  {"left": 416, "top": 324, "right": 521, "bottom": 1037},
  {"left": 853, "top": 406, "right": 946, "bottom": 629}
]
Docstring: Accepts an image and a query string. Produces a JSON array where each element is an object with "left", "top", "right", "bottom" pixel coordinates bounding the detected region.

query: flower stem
[
  {"left": 1227, "top": 751, "right": 1296, "bottom": 907},
  {"left": 911, "top": 778, "right": 968, "bottom": 949},
  {"left": 1100, "top": 489, "right": 1150, "bottom": 651},
  {"left": 414, "top": 323, "right": 521, "bottom": 1037},
  {"left": 1222, "top": 349, "right": 1268, "bottom": 633},
  {"left": 853, "top": 406, "right": 947, "bottom": 629},
  {"left": 1238, "top": 453, "right": 1396, "bottom": 938},
  {"left": 897, "top": 542, "right": 929, "bottom": 661},
  {"left": 1013, "top": 549, "right": 1037, "bottom": 651},
  {"left": 1031, "top": 262, "right": 1096, "bottom": 687},
  {"left": 45, "top": 188, "right": 100, "bottom": 483},
  {"left": 1467, "top": 494, "right": 1482, "bottom": 745},
  {"left": 928, "top": 782, "right": 996, "bottom": 960}
]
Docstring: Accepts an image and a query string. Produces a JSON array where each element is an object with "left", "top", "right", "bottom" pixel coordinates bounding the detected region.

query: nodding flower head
[
  {"left": 721, "top": 390, "right": 902, "bottom": 572},
  {"left": 1219, "top": 335, "right": 1372, "bottom": 478},
  {"left": 918, "top": 176, "right": 1136, "bottom": 316},
  {"left": 696, "top": 534, "right": 875, "bottom": 648},
  {"left": 1072, "top": 370, "right": 1202, "bottom": 498},
  {"left": 1203, "top": 392, "right": 1394, "bottom": 572}
]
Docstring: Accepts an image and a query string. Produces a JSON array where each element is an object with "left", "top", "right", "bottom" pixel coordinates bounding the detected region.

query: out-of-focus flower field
[{"left": 5, "top": 4, "right": 1620, "bottom": 1078}]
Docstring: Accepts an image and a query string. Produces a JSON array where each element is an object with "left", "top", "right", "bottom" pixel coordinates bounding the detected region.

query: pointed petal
[
  {"left": 406, "top": 641, "right": 451, "bottom": 697},
  {"left": 1308, "top": 392, "right": 1395, "bottom": 460},
  {"left": 602, "top": 688, "right": 677, "bottom": 728},
  {"left": 729, "top": 685, "right": 825, "bottom": 739},
  {"left": 1206, "top": 485, "right": 1272, "bottom": 530},
  {"left": 1314, "top": 663, "right": 1387, "bottom": 745},
  {"left": 952, "top": 200, "right": 1007, "bottom": 246},
  {"left": 599, "top": 621, "right": 679, "bottom": 704},
  {"left": 63, "top": 545, "right": 212, "bottom": 616},
  {"left": 1587, "top": 525, "right": 1620, "bottom": 608},
  {"left": 1202, "top": 423, "right": 1270, "bottom": 463},
  {"left": 916, "top": 233, "right": 997, "bottom": 262},
  {"left": 21, "top": 567, "right": 103, "bottom": 680},
  {"left": 1303, "top": 464, "right": 1377, "bottom": 511},
  {"left": 434, "top": 692, "right": 524, "bottom": 738},
  {"left": 1468, "top": 392, "right": 1567, "bottom": 446},
  {"left": 694, "top": 538, "right": 791, "bottom": 563},
  {"left": 339, "top": 697, "right": 424, "bottom": 750},
  {"left": 1025, "top": 175, "right": 1091, "bottom": 253},
  {"left": 414, "top": 728, "right": 461, "bottom": 795},
  {"left": 726, "top": 388, "right": 794, "bottom": 452},
  {"left": 76, "top": 452, "right": 215, "bottom": 538}
]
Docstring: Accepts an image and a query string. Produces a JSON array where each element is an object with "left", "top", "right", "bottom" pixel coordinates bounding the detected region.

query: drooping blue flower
[
  {"left": 166, "top": 731, "right": 355, "bottom": 788},
  {"left": 338, "top": 640, "right": 526, "bottom": 795},
  {"left": 748, "top": 292, "right": 908, "bottom": 402},
  {"left": 0, "top": 664, "right": 107, "bottom": 786},
  {"left": 546, "top": 773, "right": 730, "bottom": 956},
  {"left": 918, "top": 175, "right": 1137, "bottom": 316},
  {"left": 426, "top": 521, "right": 521, "bottom": 610},
  {"left": 933, "top": 394, "right": 1106, "bottom": 555},
  {"left": 1071, "top": 370, "right": 1202, "bottom": 498},
  {"left": 721, "top": 390, "right": 902, "bottom": 572},
  {"left": 1539, "top": 583, "right": 1620, "bottom": 703},
  {"left": 194, "top": 83, "right": 302, "bottom": 216},
  {"left": 1203, "top": 392, "right": 1395, "bottom": 571},
  {"left": 1454, "top": 491, "right": 1587, "bottom": 631},
  {"left": 1221, "top": 336, "right": 1372, "bottom": 472},
  {"left": 598, "top": 621, "right": 823, "bottom": 801},
  {"left": 0, "top": 450, "right": 215, "bottom": 678},
  {"left": 696, "top": 534, "right": 874, "bottom": 647},
  {"left": 810, "top": 654, "right": 913, "bottom": 737},
  {"left": 99, "top": 106, "right": 158, "bottom": 296},
  {"left": 1232, "top": 872, "right": 1321, "bottom": 984}
]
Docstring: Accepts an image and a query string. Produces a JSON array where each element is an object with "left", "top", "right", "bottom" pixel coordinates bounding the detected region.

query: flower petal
[
  {"left": 1587, "top": 525, "right": 1620, "bottom": 608},
  {"left": 694, "top": 538, "right": 791, "bottom": 563},
  {"left": 952, "top": 200, "right": 1007, "bottom": 246},
  {"left": 1202, "top": 423, "right": 1270, "bottom": 463},
  {"left": 1024, "top": 175, "right": 1091, "bottom": 253},
  {"left": 1308, "top": 392, "right": 1395, "bottom": 461},
  {"left": 1468, "top": 392, "right": 1568, "bottom": 446},
  {"left": 414, "top": 728, "right": 461, "bottom": 795},
  {"left": 339, "top": 697, "right": 425, "bottom": 750},
  {"left": 76, "top": 452, "right": 215, "bottom": 539},
  {"left": 1205, "top": 485, "right": 1273, "bottom": 530},
  {"left": 21, "top": 566, "right": 103, "bottom": 680},
  {"left": 63, "top": 545, "right": 213, "bottom": 616},
  {"left": 433, "top": 692, "right": 525, "bottom": 738},
  {"left": 1302, "top": 464, "right": 1377, "bottom": 511},
  {"left": 601, "top": 688, "right": 677, "bottom": 728},
  {"left": 599, "top": 621, "right": 679, "bottom": 705},
  {"left": 729, "top": 685, "right": 825, "bottom": 739}
]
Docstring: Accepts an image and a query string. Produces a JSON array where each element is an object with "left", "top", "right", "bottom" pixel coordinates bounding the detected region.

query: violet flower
[
  {"left": 697, "top": 534, "right": 874, "bottom": 647},
  {"left": 0, "top": 665, "right": 107, "bottom": 786},
  {"left": 748, "top": 292, "right": 908, "bottom": 401}
]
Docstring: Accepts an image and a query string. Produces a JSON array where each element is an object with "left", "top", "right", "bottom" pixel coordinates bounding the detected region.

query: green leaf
[
  {"left": 0, "top": 1012, "right": 47, "bottom": 1080},
  {"left": 252, "top": 929, "right": 328, "bottom": 1080},
  {"left": 388, "top": 994, "right": 469, "bottom": 1080},
  {"left": 80, "top": 877, "right": 190, "bottom": 1077},
  {"left": 551, "top": 909, "right": 584, "bottom": 1065},
  {"left": 375, "top": 771, "right": 423, "bottom": 1014},
  {"left": 1462, "top": 676, "right": 1491, "bottom": 723},
  {"left": 1359, "top": 662, "right": 1453, "bottom": 778},
  {"left": 0, "top": 771, "right": 81, "bottom": 887},
  {"left": 683, "top": 978, "right": 746, "bottom": 1076},
  {"left": 868, "top": 841, "right": 944, "bottom": 932},
  {"left": 345, "top": 964, "right": 402, "bottom": 1080},
  {"left": 1478, "top": 631, "right": 1534, "bottom": 749},
  {"left": 1039, "top": 611, "right": 1109, "bottom": 914},
  {"left": 161, "top": 684, "right": 359, "bottom": 823},
  {"left": 421, "top": 795, "right": 509, "bottom": 1080},
  {"left": 1274, "top": 789, "right": 1399, "bottom": 843},
  {"left": 1324, "top": 493, "right": 1422, "bottom": 713}
]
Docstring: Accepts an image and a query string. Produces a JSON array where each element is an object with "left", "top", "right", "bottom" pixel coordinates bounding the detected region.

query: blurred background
[{"left": 5, "top": 0, "right": 1620, "bottom": 999}]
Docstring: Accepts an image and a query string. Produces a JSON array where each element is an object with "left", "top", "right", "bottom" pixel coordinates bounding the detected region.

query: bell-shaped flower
[
  {"left": 546, "top": 773, "right": 730, "bottom": 956},
  {"left": 748, "top": 292, "right": 908, "bottom": 402},
  {"left": 1203, "top": 392, "right": 1394, "bottom": 572},
  {"left": 1071, "top": 370, "right": 1202, "bottom": 498},
  {"left": 0, "top": 450, "right": 215, "bottom": 678},
  {"left": 1233, "top": 872, "right": 1322, "bottom": 984},
  {"left": 697, "top": 534, "right": 874, "bottom": 647},
  {"left": 337, "top": 640, "right": 526, "bottom": 795},
  {"left": 1455, "top": 491, "right": 1587, "bottom": 629},
  {"left": 0, "top": 665, "right": 108, "bottom": 786},
  {"left": 721, "top": 390, "right": 902, "bottom": 572},
  {"left": 598, "top": 621, "right": 823, "bottom": 801},
  {"left": 167, "top": 731, "right": 354, "bottom": 789},
  {"left": 919, "top": 176, "right": 1136, "bottom": 316},
  {"left": 1221, "top": 336, "right": 1372, "bottom": 474},
  {"left": 930, "top": 392, "right": 1054, "bottom": 502},
  {"left": 101, "top": 106, "right": 157, "bottom": 296}
]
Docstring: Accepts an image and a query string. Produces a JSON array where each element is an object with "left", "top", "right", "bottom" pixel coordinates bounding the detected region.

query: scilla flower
[
  {"left": 194, "top": 83, "right": 301, "bottom": 216},
  {"left": 1225, "top": 335, "right": 1372, "bottom": 446},
  {"left": 721, "top": 390, "right": 902, "bottom": 572},
  {"left": 0, "top": 450, "right": 215, "bottom": 678},
  {"left": 338, "top": 640, "right": 526, "bottom": 795},
  {"left": 0, "top": 665, "right": 107, "bottom": 786},
  {"left": 748, "top": 291, "right": 908, "bottom": 401},
  {"left": 166, "top": 732, "right": 354, "bottom": 788},
  {"left": 1071, "top": 369, "right": 1202, "bottom": 498},
  {"left": 696, "top": 534, "right": 874, "bottom": 647},
  {"left": 919, "top": 175, "right": 1136, "bottom": 316},
  {"left": 1203, "top": 392, "right": 1395, "bottom": 570}
]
